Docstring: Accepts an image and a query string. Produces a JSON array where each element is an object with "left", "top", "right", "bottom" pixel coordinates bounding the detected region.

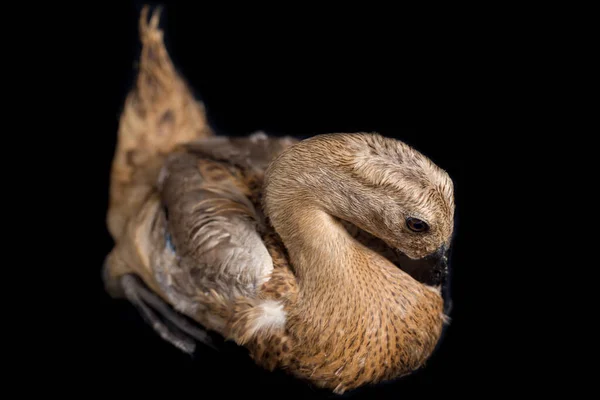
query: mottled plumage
[{"left": 103, "top": 8, "right": 455, "bottom": 394}]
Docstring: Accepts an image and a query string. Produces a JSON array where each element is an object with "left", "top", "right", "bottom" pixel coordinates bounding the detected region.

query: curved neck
[
  {"left": 262, "top": 136, "right": 389, "bottom": 291},
  {"left": 263, "top": 174, "right": 374, "bottom": 293},
  {"left": 270, "top": 204, "right": 357, "bottom": 285}
]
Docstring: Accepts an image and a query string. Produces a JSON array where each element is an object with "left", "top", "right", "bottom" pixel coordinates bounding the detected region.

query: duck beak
[
  {"left": 393, "top": 244, "right": 450, "bottom": 287},
  {"left": 425, "top": 244, "right": 449, "bottom": 287}
]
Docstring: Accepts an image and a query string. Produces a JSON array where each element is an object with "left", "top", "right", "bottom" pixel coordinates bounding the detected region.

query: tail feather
[{"left": 108, "top": 6, "right": 214, "bottom": 239}]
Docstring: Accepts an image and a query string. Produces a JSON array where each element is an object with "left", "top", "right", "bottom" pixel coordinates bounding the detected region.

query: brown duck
[{"left": 103, "top": 7, "right": 455, "bottom": 394}]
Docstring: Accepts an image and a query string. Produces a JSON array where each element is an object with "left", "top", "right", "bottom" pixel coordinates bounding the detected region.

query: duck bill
[
  {"left": 395, "top": 244, "right": 449, "bottom": 287},
  {"left": 425, "top": 244, "right": 449, "bottom": 287}
]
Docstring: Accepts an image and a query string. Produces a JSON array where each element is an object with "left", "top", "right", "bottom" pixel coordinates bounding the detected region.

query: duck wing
[
  {"left": 157, "top": 147, "right": 276, "bottom": 305},
  {"left": 126, "top": 133, "right": 291, "bottom": 338}
]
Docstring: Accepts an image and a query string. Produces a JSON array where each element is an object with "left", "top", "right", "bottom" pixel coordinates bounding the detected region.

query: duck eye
[{"left": 406, "top": 217, "right": 429, "bottom": 233}]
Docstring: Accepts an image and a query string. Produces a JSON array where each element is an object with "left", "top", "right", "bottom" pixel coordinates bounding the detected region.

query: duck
[{"left": 103, "top": 7, "right": 455, "bottom": 394}]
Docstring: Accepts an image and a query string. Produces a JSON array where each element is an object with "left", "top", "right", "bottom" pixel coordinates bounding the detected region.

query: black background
[{"left": 58, "top": 1, "right": 519, "bottom": 398}]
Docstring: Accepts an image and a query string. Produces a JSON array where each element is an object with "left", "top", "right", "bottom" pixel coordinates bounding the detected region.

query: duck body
[{"left": 104, "top": 8, "right": 453, "bottom": 394}]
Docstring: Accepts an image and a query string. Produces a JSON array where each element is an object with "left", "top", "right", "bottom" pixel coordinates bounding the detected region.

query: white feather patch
[{"left": 249, "top": 300, "right": 287, "bottom": 335}]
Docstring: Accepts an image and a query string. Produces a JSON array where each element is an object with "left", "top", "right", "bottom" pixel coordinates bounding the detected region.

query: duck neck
[
  {"left": 262, "top": 138, "right": 384, "bottom": 292},
  {"left": 271, "top": 204, "right": 358, "bottom": 286}
]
